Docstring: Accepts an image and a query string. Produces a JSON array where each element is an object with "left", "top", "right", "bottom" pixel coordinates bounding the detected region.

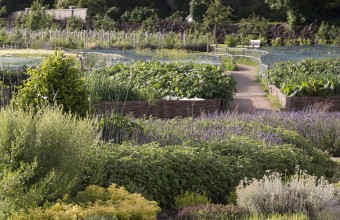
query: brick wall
[{"left": 9, "top": 8, "right": 87, "bottom": 21}]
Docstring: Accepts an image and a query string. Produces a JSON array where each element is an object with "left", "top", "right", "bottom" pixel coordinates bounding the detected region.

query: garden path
[{"left": 229, "top": 64, "right": 274, "bottom": 112}]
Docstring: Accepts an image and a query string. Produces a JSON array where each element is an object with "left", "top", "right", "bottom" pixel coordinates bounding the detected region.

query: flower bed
[
  {"left": 265, "top": 58, "right": 340, "bottom": 96},
  {"left": 87, "top": 61, "right": 237, "bottom": 108}
]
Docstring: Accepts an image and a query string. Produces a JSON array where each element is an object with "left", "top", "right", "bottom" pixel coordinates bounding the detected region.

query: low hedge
[{"left": 89, "top": 136, "right": 336, "bottom": 208}]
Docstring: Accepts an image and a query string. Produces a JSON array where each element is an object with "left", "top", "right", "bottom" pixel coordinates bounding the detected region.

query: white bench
[{"left": 248, "top": 40, "right": 261, "bottom": 48}]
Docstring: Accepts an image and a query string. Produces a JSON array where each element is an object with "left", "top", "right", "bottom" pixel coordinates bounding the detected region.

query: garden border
[
  {"left": 268, "top": 85, "right": 340, "bottom": 111},
  {"left": 93, "top": 99, "right": 223, "bottom": 118}
]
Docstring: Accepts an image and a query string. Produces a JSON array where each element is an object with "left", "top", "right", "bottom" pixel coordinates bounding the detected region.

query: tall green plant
[
  {"left": 238, "top": 14, "right": 268, "bottom": 41},
  {"left": 25, "top": 0, "right": 54, "bottom": 30},
  {"left": 66, "top": 16, "right": 83, "bottom": 31},
  {"left": 203, "top": 0, "right": 232, "bottom": 42},
  {"left": 0, "top": 107, "right": 98, "bottom": 218},
  {"left": 14, "top": 50, "right": 89, "bottom": 116}
]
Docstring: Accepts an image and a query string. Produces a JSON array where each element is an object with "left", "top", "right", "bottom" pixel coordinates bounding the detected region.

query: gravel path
[{"left": 229, "top": 64, "right": 274, "bottom": 112}]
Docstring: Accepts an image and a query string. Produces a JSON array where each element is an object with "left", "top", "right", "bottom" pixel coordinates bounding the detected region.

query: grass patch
[
  {"left": 266, "top": 94, "right": 282, "bottom": 110},
  {"left": 0, "top": 49, "right": 76, "bottom": 57},
  {"left": 234, "top": 57, "right": 259, "bottom": 66}
]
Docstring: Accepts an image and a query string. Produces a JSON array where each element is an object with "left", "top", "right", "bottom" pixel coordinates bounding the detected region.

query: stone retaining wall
[
  {"left": 269, "top": 85, "right": 340, "bottom": 111},
  {"left": 93, "top": 99, "right": 223, "bottom": 118}
]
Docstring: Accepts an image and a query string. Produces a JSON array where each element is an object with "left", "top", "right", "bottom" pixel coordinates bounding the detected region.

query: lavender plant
[
  {"left": 133, "top": 110, "right": 340, "bottom": 156},
  {"left": 236, "top": 169, "right": 339, "bottom": 219}
]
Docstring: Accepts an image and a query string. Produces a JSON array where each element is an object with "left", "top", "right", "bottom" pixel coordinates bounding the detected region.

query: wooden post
[
  {"left": 133, "top": 31, "right": 136, "bottom": 48},
  {"left": 24, "top": 29, "right": 27, "bottom": 47},
  {"left": 179, "top": 33, "right": 182, "bottom": 47},
  {"left": 206, "top": 34, "right": 209, "bottom": 53},
  {"left": 183, "top": 33, "right": 186, "bottom": 46}
]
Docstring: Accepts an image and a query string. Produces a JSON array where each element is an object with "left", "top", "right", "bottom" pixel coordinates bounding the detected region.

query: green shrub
[
  {"left": 0, "top": 107, "right": 98, "bottom": 218},
  {"left": 14, "top": 50, "right": 89, "bottom": 116},
  {"left": 222, "top": 57, "right": 237, "bottom": 71},
  {"left": 237, "top": 170, "right": 339, "bottom": 219},
  {"left": 96, "top": 142, "right": 241, "bottom": 208},
  {"left": 24, "top": 0, "right": 54, "bottom": 30},
  {"left": 66, "top": 16, "right": 83, "bottom": 31},
  {"left": 238, "top": 14, "right": 268, "bottom": 40},
  {"left": 92, "top": 14, "right": 115, "bottom": 31},
  {"left": 99, "top": 113, "right": 144, "bottom": 143},
  {"left": 50, "top": 37, "right": 81, "bottom": 49},
  {"left": 316, "top": 22, "right": 340, "bottom": 45},
  {"left": 175, "top": 191, "right": 210, "bottom": 210},
  {"left": 177, "top": 204, "right": 250, "bottom": 220},
  {"left": 224, "top": 34, "right": 239, "bottom": 47},
  {"left": 283, "top": 38, "right": 296, "bottom": 46},
  {"left": 164, "top": 32, "right": 177, "bottom": 49},
  {"left": 91, "top": 134, "right": 336, "bottom": 208},
  {"left": 296, "top": 37, "right": 311, "bottom": 46},
  {"left": 271, "top": 37, "right": 282, "bottom": 46},
  {"left": 11, "top": 184, "right": 160, "bottom": 220}
]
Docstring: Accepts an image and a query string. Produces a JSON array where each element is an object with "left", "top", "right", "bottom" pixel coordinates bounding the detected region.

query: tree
[
  {"left": 92, "top": 14, "right": 115, "bottom": 31},
  {"left": 203, "top": 0, "right": 232, "bottom": 42},
  {"left": 238, "top": 14, "right": 269, "bottom": 39},
  {"left": 189, "top": 0, "right": 209, "bottom": 23},
  {"left": 25, "top": 0, "right": 54, "bottom": 30},
  {"left": 66, "top": 16, "right": 83, "bottom": 30},
  {"left": 0, "top": 6, "right": 6, "bottom": 27},
  {"left": 121, "top": 6, "right": 157, "bottom": 23},
  {"left": 266, "top": 0, "right": 340, "bottom": 27},
  {"left": 15, "top": 50, "right": 89, "bottom": 116}
]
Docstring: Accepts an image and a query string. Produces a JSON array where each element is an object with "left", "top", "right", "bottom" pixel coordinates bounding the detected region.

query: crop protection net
[{"left": 261, "top": 46, "right": 340, "bottom": 66}]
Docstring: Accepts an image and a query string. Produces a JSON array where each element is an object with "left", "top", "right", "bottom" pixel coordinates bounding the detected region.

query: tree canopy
[
  {"left": 0, "top": 0, "right": 338, "bottom": 27},
  {"left": 266, "top": 0, "right": 340, "bottom": 26}
]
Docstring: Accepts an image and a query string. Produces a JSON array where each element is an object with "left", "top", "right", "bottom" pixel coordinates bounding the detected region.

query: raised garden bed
[
  {"left": 269, "top": 85, "right": 340, "bottom": 111},
  {"left": 93, "top": 99, "right": 223, "bottom": 118}
]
